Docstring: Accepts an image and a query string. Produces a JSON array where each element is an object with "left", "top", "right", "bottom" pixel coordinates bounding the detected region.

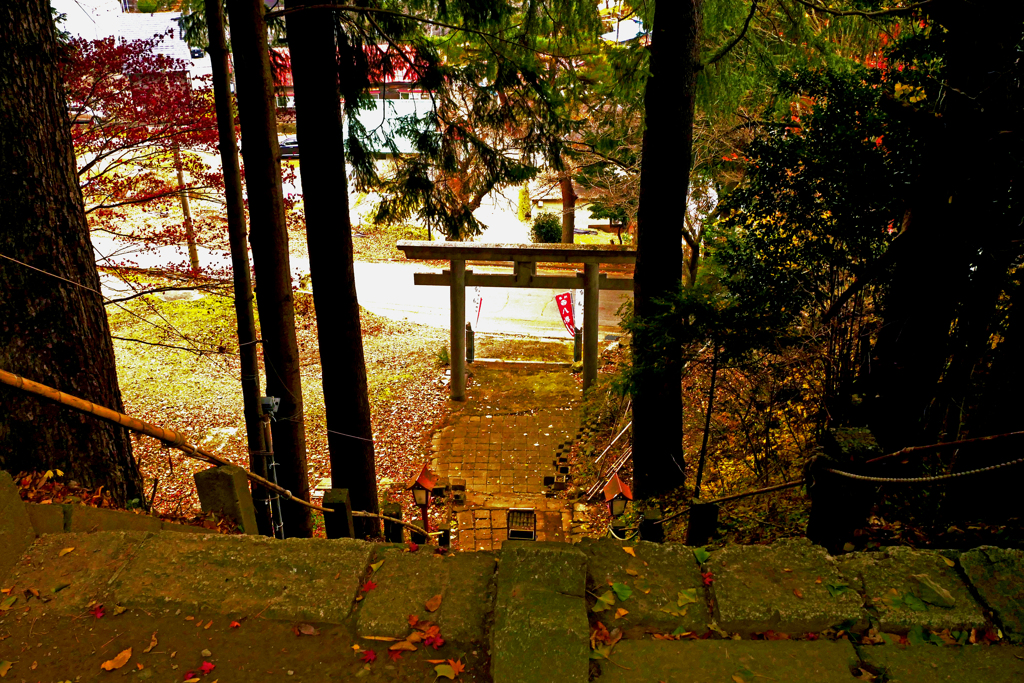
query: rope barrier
[{"left": 827, "top": 456, "right": 1024, "bottom": 483}]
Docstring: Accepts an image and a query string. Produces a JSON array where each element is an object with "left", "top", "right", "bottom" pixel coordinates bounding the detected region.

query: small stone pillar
[
  {"left": 382, "top": 502, "right": 404, "bottom": 543},
  {"left": 640, "top": 506, "right": 665, "bottom": 543},
  {"left": 685, "top": 500, "right": 719, "bottom": 547},
  {"left": 323, "top": 489, "right": 355, "bottom": 539},
  {"left": 194, "top": 465, "right": 259, "bottom": 535},
  {"left": 411, "top": 519, "right": 429, "bottom": 545},
  {"left": 466, "top": 323, "right": 475, "bottom": 363}
]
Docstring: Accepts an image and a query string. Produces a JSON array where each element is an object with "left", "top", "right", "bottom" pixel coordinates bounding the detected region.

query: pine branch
[
  {"left": 791, "top": 0, "right": 932, "bottom": 18},
  {"left": 698, "top": 0, "right": 759, "bottom": 72}
]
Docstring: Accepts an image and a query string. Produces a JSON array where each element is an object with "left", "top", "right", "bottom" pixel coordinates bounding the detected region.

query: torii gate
[{"left": 396, "top": 241, "right": 636, "bottom": 400}]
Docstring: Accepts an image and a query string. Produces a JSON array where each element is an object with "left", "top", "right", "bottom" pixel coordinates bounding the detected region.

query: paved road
[{"left": 92, "top": 236, "right": 630, "bottom": 339}]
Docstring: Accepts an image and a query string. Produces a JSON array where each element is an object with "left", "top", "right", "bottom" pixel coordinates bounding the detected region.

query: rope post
[
  {"left": 466, "top": 323, "right": 475, "bottom": 364},
  {"left": 382, "top": 502, "right": 404, "bottom": 543},
  {"left": 684, "top": 499, "right": 719, "bottom": 547},
  {"left": 640, "top": 506, "right": 664, "bottom": 543},
  {"left": 323, "top": 489, "right": 355, "bottom": 539},
  {"left": 806, "top": 428, "right": 877, "bottom": 552},
  {"left": 411, "top": 519, "right": 429, "bottom": 546},
  {"left": 610, "top": 518, "right": 628, "bottom": 538}
]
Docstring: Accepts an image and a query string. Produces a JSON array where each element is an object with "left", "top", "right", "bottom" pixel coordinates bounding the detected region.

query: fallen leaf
[
  {"left": 425, "top": 594, "right": 443, "bottom": 612},
  {"left": 407, "top": 541, "right": 419, "bottom": 552},
  {"left": 693, "top": 547, "right": 711, "bottom": 564},
  {"left": 701, "top": 572, "right": 714, "bottom": 586},
  {"left": 112, "top": 604, "right": 127, "bottom": 616},
  {"left": 623, "top": 547, "right": 636, "bottom": 557},
  {"left": 625, "top": 568, "right": 639, "bottom": 577},
  {"left": 0, "top": 661, "right": 11, "bottom": 678},
  {"left": 199, "top": 661, "right": 215, "bottom": 674},
  {"left": 448, "top": 659, "right": 466, "bottom": 676},
  {"left": 677, "top": 589, "right": 698, "bottom": 606},
  {"left": 614, "top": 608, "right": 629, "bottom": 619},
  {"left": 370, "top": 560, "right": 384, "bottom": 573},
  {"left": 591, "top": 590, "right": 615, "bottom": 612},
  {"left": 361, "top": 636, "right": 400, "bottom": 642},
  {"left": 201, "top": 649, "right": 212, "bottom": 657},
  {"left": 295, "top": 623, "right": 320, "bottom": 636},
  {"left": 408, "top": 614, "right": 420, "bottom": 627},
  {"left": 943, "top": 556, "right": 956, "bottom": 568},
  {"left": 185, "top": 616, "right": 195, "bottom": 621},
  {"left": 204, "top": 620, "right": 213, "bottom": 629},
  {"left": 0, "top": 597, "right": 16, "bottom": 611},
  {"left": 229, "top": 621, "right": 241, "bottom": 629},
  {"left": 143, "top": 632, "right": 158, "bottom": 653},
  {"left": 389, "top": 640, "right": 417, "bottom": 652},
  {"left": 612, "top": 583, "right": 632, "bottom": 601},
  {"left": 387, "top": 650, "right": 403, "bottom": 662},
  {"left": 100, "top": 647, "right": 132, "bottom": 671},
  {"left": 426, "top": 659, "right": 446, "bottom": 664},
  {"left": 793, "top": 588, "right": 804, "bottom": 599},
  {"left": 360, "top": 650, "right": 377, "bottom": 663},
  {"left": 136, "top": 663, "right": 143, "bottom": 671},
  {"left": 59, "top": 547, "right": 75, "bottom": 557},
  {"left": 31, "top": 662, "right": 37, "bottom": 670},
  {"left": 434, "top": 663, "right": 457, "bottom": 680},
  {"left": 184, "top": 678, "right": 200, "bottom": 683},
  {"left": 361, "top": 580, "right": 377, "bottom": 593},
  {"left": 90, "top": 604, "right": 105, "bottom": 619}
]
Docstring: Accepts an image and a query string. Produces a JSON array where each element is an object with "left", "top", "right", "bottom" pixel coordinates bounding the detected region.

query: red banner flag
[{"left": 555, "top": 292, "right": 575, "bottom": 337}]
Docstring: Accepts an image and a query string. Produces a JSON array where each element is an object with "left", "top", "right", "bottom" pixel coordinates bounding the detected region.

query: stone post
[
  {"left": 323, "top": 489, "right": 355, "bottom": 539},
  {"left": 382, "top": 501, "right": 403, "bottom": 543},
  {"left": 194, "top": 465, "right": 259, "bottom": 535},
  {"left": 583, "top": 262, "right": 599, "bottom": 391},
  {"left": 450, "top": 259, "right": 466, "bottom": 400}
]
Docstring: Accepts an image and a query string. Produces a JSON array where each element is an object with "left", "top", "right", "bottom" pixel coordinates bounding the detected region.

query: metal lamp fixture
[
  {"left": 407, "top": 463, "right": 438, "bottom": 532},
  {"left": 603, "top": 473, "right": 633, "bottom": 518}
]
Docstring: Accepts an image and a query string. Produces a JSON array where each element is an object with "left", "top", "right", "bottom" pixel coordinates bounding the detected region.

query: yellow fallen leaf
[
  {"left": 204, "top": 620, "right": 213, "bottom": 629},
  {"left": 425, "top": 594, "right": 443, "bottom": 612},
  {"left": 0, "top": 661, "right": 11, "bottom": 678},
  {"left": 184, "top": 678, "right": 200, "bottom": 683},
  {"left": 426, "top": 659, "right": 446, "bottom": 664},
  {"left": 732, "top": 676, "right": 745, "bottom": 683},
  {"left": 625, "top": 568, "right": 639, "bottom": 577},
  {"left": 623, "top": 547, "right": 636, "bottom": 557},
  {"left": 361, "top": 636, "right": 400, "bottom": 641},
  {"left": 100, "top": 647, "right": 132, "bottom": 671},
  {"left": 614, "top": 608, "right": 629, "bottom": 619},
  {"left": 793, "top": 588, "right": 804, "bottom": 599},
  {"left": 59, "top": 547, "right": 75, "bottom": 557},
  {"left": 389, "top": 640, "right": 418, "bottom": 651},
  {"left": 351, "top": 644, "right": 361, "bottom": 651},
  {"left": 135, "top": 663, "right": 143, "bottom": 671},
  {"left": 143, "top": 632, "right": 158, "bottom": 653},
  {"left": 943, "top": 557, "right": 956, "bottom": 567}
]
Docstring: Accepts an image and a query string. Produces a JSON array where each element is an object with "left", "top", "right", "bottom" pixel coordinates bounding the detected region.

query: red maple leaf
[
  {"left": 408, "top": 614, "right": 420, "bottom": 627},
  {"left": 89, "top": 604, "right": 105, "bottom": 619},
  {"left": 407, "top": 541, "right": 419, "bottom": 552},
  {"left": 425, "top": 634, "right": 445, "bottom": 650},
  {"left": 701, "top": 571, "right": 714, "bottom": 586},
  {"left": 199, "top": 661, "right": 215, "bottom": 675},
  {"left": 229, "top": 620, "right": 241, "bottom": 629},
  {"left": 360, "top": 580, "right": 377, "bottom": 593},
  {"left": 387, "top": 649, "right": 403, "bottom": 662},
  {"left": 360, "top": 649, "right": 377, "bottom": 663},
  {"left": 448, "top": 659, "right": 465, "bottom": 676}
]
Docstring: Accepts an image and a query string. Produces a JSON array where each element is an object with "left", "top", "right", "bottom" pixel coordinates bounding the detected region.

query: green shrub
[
  {"left": 530, "top": 212, "right": 561, "bottom": 243},
  {"left": 435, "top": 344, "right": 450, "bottom": 368}
]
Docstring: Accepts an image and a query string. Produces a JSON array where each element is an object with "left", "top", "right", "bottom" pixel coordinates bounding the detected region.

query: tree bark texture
[
  {"left": 285, "top": 0, "right": 380, "bottom": 538},
  {"left": 226, "top": 0, "right": 312, "bottom": 537},
  {"left": 204, "top": 0, "right": 271, "bottom": 536},
  {"left": 0, "top": 0, "right": 141, "bottom": 505},
  {"left": 630, "top": 0, "right": 700, "bottom": 498},
  {"left": 559, "top": 168, "right": 577, "bottom": 244}
]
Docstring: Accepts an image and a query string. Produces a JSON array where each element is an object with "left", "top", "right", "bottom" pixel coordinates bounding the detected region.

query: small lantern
[
  {"left": 603, "top": 474, "right": 633, "bottom": 518},
  {"left": 407, "top": 464, "right": 438, "bottom": 532}
]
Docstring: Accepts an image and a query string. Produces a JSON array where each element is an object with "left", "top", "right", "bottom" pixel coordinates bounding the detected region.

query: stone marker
[
  {"left": 595, "top": 639, "right": 859, "bottom": 683},
  {"left": 193, "top": 465, "right": 259, "bottom": 535},
  {"left": 960, "top": 546, "right": 1024, "bottom": 643},
  {"left": 838, "top": 546, "right": 985, "bottom": 633},
  {"left": 357, "top": 547, "right": 495, "bottom": 646},
  {"left": 859, "top": 642, "right": 1024, "bottom": 682},
  {"left": 0, "top": 470, "right": 36, "bottom": 582},
  {"left": 491, "top": 541, "right": 590, "bottom": 683},
  {"left": 382, "top": 502, "right": 403, "bottom": 543},
  {"left": 708, "top": 538, "right": 865, "bottom": 634},
  {"left": 322, "top": 489, "right": 355, "bottom": 539},
  {"left": 579, "top": 538, "right": 709, "bottom": 636}
]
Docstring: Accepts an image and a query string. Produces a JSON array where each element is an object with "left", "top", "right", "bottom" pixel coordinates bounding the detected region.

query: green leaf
[
  {"left": 0, "top": 596, "right": 16, "bottom": 611},
  {"left": 434, "top": 664, "right": 457, "bottom": 680},
  {"left": 677, "top": 588, "right": 698, "bottom": 606},
  {"left": 589, "top": 645, "right": 612, "bottom": 660},
  {"left": 903, "top": 593, "right": 928, "bottom": 612},
  {"left": 671, "top": 623, "right": 690, "bottom": 636},
  {"left": 693, "top": 547, "right": 711, "bottom": 564},
  {"left": 825, "top": 582, "right": 850, "bottom": 598},
  {"left": 612, "top": 583, "right": 632, "bottom": 601},
  {"left": 592, "top": 590, "right": 615, "bottom": 612},
  {"left": 907, "top": 624, "right": 941, "bottom": 646}
]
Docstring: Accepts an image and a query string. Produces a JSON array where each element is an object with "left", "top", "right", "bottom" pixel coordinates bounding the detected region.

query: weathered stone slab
[
  {"left": 708, "top": 538, "right": 864, "bottom": 634},
  {"left": 24, "top": 502, "right": 66, "bottom": 536},
  {"left": 597, "top": 639, "right": 859, "bottom": 683},
  {"left": 491, "top": 541, "right": 589, "bottom": 683},
  {"left": 838, "top": 547, "right": 985, "bottom": 633},
  {"left": 2, "top": 531, "right": 151, "bottom": 614},
  {"left": 961, "top": 546, "right": 1024, "bottom": 643},
  {"left": 0, "top": 472, "right": 40, "bottom": 582},
  {"left": 194, "top": 465, "right": 259, "bottom": 535},
  {"left": 66, "top": 504, "right": 162, "bottom": 534},
  {"left": 357, "top": 546, "right": 495, "bottom": 646},
  {"left": 859, "top": 643, "right": 1024, "bottom": 682},
  {"left": 159, "top": 520, "right": 215, "bottom": 534},
  {"left": 578, "top": 538, "right": 708, "bottom": 636},
  {"left": 112, "top": 533, "right": 373, "bottom": 623}
]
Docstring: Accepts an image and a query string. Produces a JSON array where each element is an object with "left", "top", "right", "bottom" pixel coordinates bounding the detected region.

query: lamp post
[
  {"left": 602, "top": 473, "right": 633, "bottom": 518},
  {"left": 407, "top": 464, "right": 438, "bottom": 539}
]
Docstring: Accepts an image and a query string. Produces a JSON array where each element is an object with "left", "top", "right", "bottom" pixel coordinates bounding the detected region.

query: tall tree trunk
[
  {"left": 172, "top": 142, "right": 201, "bottom": 272},
  {"left": 631, "top": 0, "right": 700, "bottom": 498},
  {"left": 226, "top": 0, "right": 312, "bottom": 537},
  {"left": 204, "top": 0, "right": 271, "bottom": 536},
  {"left": 286, "top": 0, "right": 380, "bottom": 538},
  {"left": 559, "top": 167, "right": 577, "bottom": 244},
  {"left": 0, "top": 0, "right": 141, "bottom": 506}
]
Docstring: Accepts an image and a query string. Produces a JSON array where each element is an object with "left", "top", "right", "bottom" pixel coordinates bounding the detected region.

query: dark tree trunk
[
  {"left": 631, "top": 0, "right": 700, "bottom": 498},
  {"left": 559, "top": 168, "right": 577, "bottom": 244},
  {"left": 0, "top": 0, "right": 141, "bottom": 506},
  {"left": 226, "top": 0, "right": 312, "bottom": 537},
  {"left": 204, "top": 0, "right": 271, "bottom": 536},
  {"left": 285, "top": 0, "right": 380, "bottom": 538}
]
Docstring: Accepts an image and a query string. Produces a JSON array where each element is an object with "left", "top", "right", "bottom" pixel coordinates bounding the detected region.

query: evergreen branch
[
  {"left": 791, "top": 0, "right": 932, "bottom": 18},
  {"left": 698, "top": 0, "right": 759, "bottom": 72}
]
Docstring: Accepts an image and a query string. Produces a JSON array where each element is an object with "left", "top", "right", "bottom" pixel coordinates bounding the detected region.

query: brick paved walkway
[{"left": 430, "top": 407, "right": 580, "bottom": 552}]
